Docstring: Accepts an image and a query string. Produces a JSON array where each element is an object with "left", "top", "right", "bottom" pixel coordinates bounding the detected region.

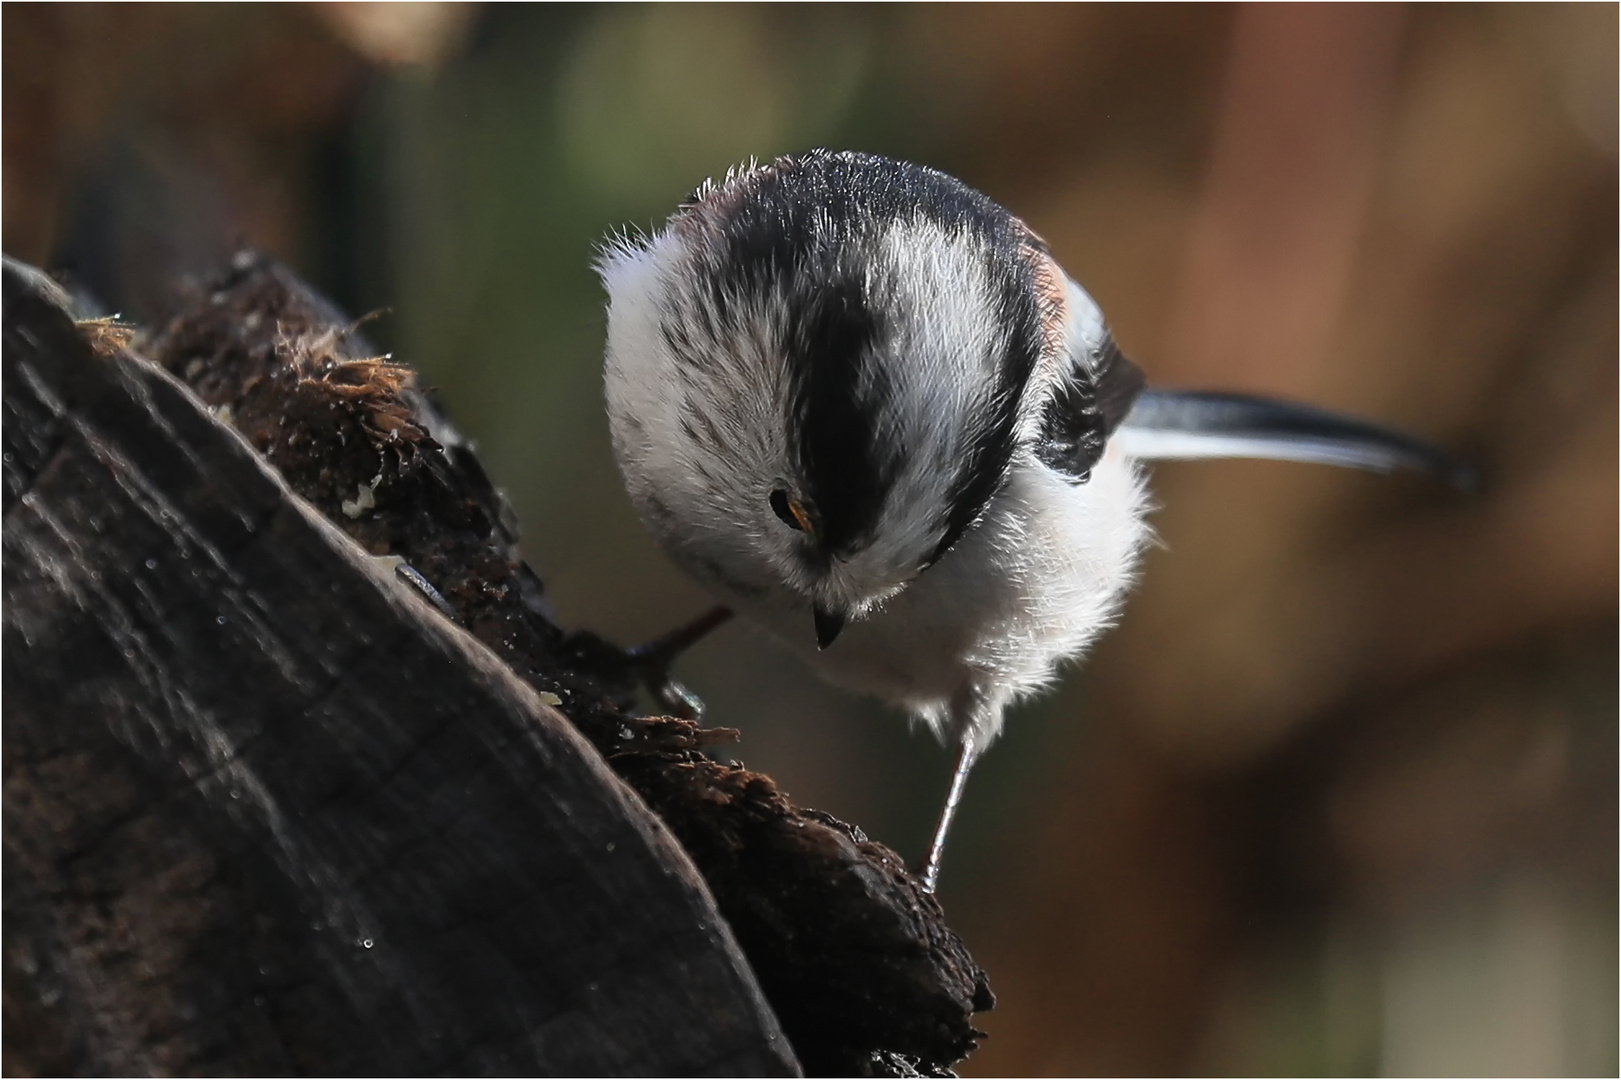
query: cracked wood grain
[{"left": 1, "top": 257, "right": 798, "bottom": 1077}]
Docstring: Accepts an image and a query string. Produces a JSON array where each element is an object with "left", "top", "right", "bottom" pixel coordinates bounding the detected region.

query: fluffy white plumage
[{"left": 601, "top": 191, "right": 1148, "bottom": 754}]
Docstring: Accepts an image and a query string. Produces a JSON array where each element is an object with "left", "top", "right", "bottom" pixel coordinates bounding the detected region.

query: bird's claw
[
  {"left": 626, "top": 650, "right": 706, "bottom": 721},
  {"left": 620, "top": 605, "right": 733, "bottom": 721}
]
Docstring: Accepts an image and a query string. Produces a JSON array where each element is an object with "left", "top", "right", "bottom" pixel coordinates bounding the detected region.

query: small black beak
[{"left": 813, "top": 606, "right": 846, "bottom": 650}]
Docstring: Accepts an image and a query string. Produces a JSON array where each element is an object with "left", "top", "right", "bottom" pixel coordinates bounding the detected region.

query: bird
[{"left": 598, "top": 150, "right": 1470, "bottom": 891}]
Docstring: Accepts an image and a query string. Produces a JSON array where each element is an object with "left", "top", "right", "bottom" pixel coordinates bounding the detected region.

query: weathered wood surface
[
  {"left": 3, "top": 254, "right": 994, "bottom": 1076},
  {"left": 1, "top": 259, "right": 797, "bottom": 1076}
]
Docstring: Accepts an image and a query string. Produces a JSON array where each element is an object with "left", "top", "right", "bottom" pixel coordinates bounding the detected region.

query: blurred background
[{"left": 7, "top": 3, "right": 1615, "bottom": 1074}]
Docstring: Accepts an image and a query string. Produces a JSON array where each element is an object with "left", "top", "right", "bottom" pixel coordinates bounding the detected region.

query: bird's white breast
[{"left": 729, "top": 444, "right": 1150, "bottom": 749}]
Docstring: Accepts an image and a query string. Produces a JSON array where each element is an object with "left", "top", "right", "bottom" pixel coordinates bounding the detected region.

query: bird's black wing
[
  {"left": 1035, "top": 332, "right": 1147, "bottom": 483},
  {"left": 1113, "top": 389, "right": 1478, "bottom": 491}
]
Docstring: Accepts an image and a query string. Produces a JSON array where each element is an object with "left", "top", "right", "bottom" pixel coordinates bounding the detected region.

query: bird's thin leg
[
  {"left": 625, "top": 605, "right": 733, "bottom": 719},
  {"left": 921, "top": 739, "right": 981, "bottom": 892}
]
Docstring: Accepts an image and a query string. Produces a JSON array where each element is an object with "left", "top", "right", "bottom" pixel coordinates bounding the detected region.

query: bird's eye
[{"left": 769, "top": 488, "right": 814, "bottom": 535}]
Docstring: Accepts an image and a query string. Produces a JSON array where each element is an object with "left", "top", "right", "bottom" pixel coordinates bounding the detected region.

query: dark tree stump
[
  {"left": 2, "top": 258, "right": 796, "bottom": 1076},
  {"left": 2, "top": 254, "right": 992, "bottom": 1077}
]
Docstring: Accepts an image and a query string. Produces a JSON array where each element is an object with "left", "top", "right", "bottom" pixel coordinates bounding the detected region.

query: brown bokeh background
[{"left": 7, "top": 4, "right": 1615, "bottom": 1074}]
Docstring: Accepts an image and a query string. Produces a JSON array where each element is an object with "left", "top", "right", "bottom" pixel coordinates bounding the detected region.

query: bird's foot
[
  {"left": 564, "top": 605, "right": 733, "bottom": 722},
  {"left": 623, "top": 646, "right": 707, "bottom": 721}
]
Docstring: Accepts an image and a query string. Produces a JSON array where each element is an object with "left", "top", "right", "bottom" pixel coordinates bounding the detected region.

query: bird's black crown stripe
[{"left": 787, "top": 279, "right": 895, "bottom": 556}]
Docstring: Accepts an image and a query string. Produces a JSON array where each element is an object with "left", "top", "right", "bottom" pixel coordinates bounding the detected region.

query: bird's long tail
[{"left": 1113, "top": 389, "right": 1479, "bottom": 491}]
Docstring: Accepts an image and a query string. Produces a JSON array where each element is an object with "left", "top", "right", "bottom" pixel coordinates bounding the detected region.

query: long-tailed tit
[{"left": 599, "top": 150, "right": 1469, "bottom": 890}]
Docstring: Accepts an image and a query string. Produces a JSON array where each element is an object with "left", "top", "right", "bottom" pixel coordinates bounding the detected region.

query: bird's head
[{"left": 600, "top": 151, "right": 1069, "bottom": 648}]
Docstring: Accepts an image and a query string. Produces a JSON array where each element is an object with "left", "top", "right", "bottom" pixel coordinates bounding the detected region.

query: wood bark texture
[{"left": 1, "top": 254, "right": 993, "bottom": 1077}]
